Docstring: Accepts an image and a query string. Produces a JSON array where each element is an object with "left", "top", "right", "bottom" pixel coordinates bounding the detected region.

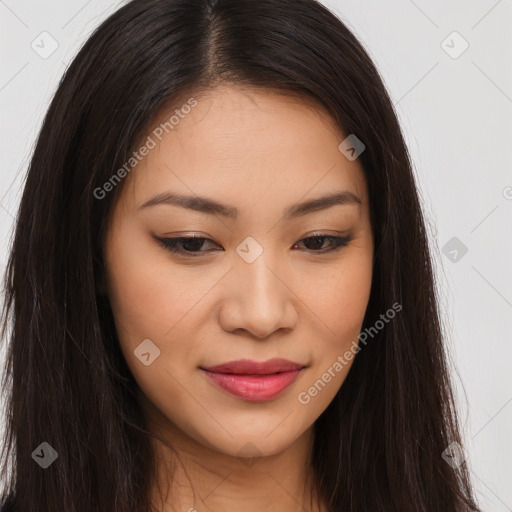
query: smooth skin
[{"left": 103, "top": 85, "right": 374, "bottom": 512}]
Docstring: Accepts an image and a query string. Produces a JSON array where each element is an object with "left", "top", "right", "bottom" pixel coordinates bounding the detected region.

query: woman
[{"left": 0, "top": 0, "right": 481, "bottom": 510}]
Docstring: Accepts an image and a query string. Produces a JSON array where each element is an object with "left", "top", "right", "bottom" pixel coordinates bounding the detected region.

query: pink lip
[{"left": 200, "top": 358, "right": 305, "bottom": 402}]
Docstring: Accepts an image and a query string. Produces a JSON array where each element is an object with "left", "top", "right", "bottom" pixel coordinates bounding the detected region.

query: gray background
[{"left": 1, "top": 0, "right": 511, "bottom": 509}]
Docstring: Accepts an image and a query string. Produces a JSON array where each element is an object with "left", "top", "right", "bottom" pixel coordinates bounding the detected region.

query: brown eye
[
  {"left": 156, "top": 234, "right": 352, "bottom": 258},
  {"left": 293, "top": 235, "right": 352, "bottom": 253},
  {"left": 156, "top": 236, "right": 221, "bottom": 256}
]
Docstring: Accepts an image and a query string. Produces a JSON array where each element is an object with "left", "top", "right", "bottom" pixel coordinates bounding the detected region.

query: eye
[
  {"left": 156, "top": 236, "right": 220, "bottom": 256},
  {"left": 293, "top": 234, "right": 352, "bottom": 253},
  {"left": 155, "top": 234, "right": 352, "bottom": 257}
]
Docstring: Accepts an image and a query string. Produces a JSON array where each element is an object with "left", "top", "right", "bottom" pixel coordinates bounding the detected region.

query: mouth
[{"left": 200, "top": 358, "right": 306, "bottom": 402}]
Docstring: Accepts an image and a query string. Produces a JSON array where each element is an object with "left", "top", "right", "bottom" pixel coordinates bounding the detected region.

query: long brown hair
[{"left": 0, "top": 0, "right": 481, "bottom": 510}]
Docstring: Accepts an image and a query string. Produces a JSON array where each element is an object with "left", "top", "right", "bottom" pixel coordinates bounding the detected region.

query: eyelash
[{"left": 156, "top": 234, "right": 352, "bottom": 257}]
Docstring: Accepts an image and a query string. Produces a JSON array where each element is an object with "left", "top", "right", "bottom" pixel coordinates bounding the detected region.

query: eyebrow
[{"left": 138, "top": 190, "right": 361, "bottom": 219}]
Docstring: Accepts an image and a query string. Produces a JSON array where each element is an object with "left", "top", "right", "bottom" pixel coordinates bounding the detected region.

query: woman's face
[{"left": 104, "top": 85, "right": 374, "bottom": 458}]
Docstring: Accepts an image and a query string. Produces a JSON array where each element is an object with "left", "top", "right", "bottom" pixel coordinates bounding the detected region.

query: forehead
[{"left": 118, "top": 85, "right": 369, "bottom": 218}]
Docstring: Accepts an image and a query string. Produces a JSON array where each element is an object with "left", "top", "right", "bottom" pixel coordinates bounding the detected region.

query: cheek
[
  {"left": 104, "top": 230, "right": 222, "bottom": 383},
  {"left": 106, "top": 230, "right": 198, "bottom": 337},
  {"left": 293, "top": 253, "right": 373, "bottom": 411},
  {"left": 303, "top": 251, "right": 373, "bottom": 345},
  {"left": 334, "top": 267, "right": 372, "bottom": 337},
  {"left": 104, "top": 234, "right": 202, "bottom": 405}
]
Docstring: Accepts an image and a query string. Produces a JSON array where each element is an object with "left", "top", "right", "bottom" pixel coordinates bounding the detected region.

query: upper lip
[{"left": 201, "top": 358, "right": 305, "bottom": 375}]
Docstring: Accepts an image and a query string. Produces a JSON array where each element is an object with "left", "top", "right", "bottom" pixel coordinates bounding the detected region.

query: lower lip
[{"left": 201, "top": 369, "right": 302, "bottom": 401}]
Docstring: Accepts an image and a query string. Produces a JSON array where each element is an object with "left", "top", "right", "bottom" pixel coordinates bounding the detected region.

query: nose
[{"left": 218, "top": 254, "right": 298, "bottom": 339}]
